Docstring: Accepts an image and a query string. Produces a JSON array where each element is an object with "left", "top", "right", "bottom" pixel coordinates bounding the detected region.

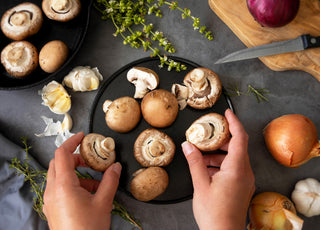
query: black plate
[
  {"left": 89, "top": 57, "right": 233, "bottom": 204},
  {"left": 0, "top": 0, "right": 93, "bottom": 90}
]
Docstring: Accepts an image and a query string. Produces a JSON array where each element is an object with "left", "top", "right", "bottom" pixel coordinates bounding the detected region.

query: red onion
[{"left": 247, "top": 0, "right": 300, "bottom": 27}]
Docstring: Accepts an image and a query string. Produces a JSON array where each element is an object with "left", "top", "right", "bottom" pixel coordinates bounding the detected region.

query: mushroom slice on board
[
  {"left": 42, "top": 0, "right": 81, "bottom": 22},
  {"left": 186, "top": 113, "right": 230, "bottom": 151},
  {"left": 1, "top": 41, "right": 38, "bottom": 78},
  {"left": 130, "top": 167, "right": 169, "bottom": 202},
  {"left": 134, "top": 129, "right": 175, "bottom": 167},
  {"left": 80, "top": 133, "right": 116, "bottom": 172},
  {"left": 127, "top": 67, "right": 159, "bottom": 98},
  {"left": 183, "top": 67, "right": 222, "bottom": 109},
  {"left": 103, "top": 96, "right": 141, "bottom": 133},
  {"left": 1, "top": 2, "right": 43, "bottom": 41}
]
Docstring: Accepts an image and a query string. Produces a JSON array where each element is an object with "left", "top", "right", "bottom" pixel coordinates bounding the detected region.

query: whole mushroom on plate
[
  {"left": 134, "top": 129, "right": 175, "bottom": 167},
  {"left": 186, "top": 113, "right": 230, "bottom": 151},
  {"left": 42, "top": 0, "right": 81, "bottom": 22},
  {"left": 80, "top": 133, "right": 116, "bottom": 172}
]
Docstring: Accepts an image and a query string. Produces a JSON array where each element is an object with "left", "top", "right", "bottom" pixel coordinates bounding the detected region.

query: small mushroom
[
  {"left": 183, "top": 67, "right": 222, "bottom": 109},
  {"left": 130, "top": 167, "right": 169, "bottom": 202},
  {"left": 127, "top": 67, "right": 159, "bottom": 98},
  {"left": 141, "top": 89, "right": 179, "bottom": 128},
  {"left": 42, "top": 0, "right": 81, "bottom": 22},
  {"left": 80, "top": 133, "right": 116, "bottom": 172},
  {"left": 171, "top": 83, "right": 189, "bottom": 110},
  {"left": 134, "top": 129, "right": 175, "bottom": 167},
  {"left": 1, "top": 41, "right": 38, "bottom": 78},
  {"left": 186, "top": 113, "right": 230, "bottom": 151},
  {"left": 1, "top": 2, "right": 43, "bottom": 41},
  {"left": 104, "top": 96, "right": 141, "bottom": 133}
]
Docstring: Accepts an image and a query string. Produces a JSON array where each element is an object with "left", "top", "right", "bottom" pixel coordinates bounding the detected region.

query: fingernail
[
  {"left": 181, "top": 141, "right": 195, "bottom": 156},
  {"left": 113, "top": 162, "right": 122, "bottom": 176}
]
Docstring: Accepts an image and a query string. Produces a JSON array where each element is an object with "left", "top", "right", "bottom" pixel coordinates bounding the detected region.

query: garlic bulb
[
  {"left": 292, "top": 178, "right": 320, "bottom": 217},
  {"left": 63, "top": 66, "right": 103, "bottom": 92},
  {"left": 41, "top": 80, "right": 71, "bottom": 114}
]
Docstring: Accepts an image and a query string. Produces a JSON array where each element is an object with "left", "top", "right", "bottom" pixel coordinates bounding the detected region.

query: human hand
[
  {"left": 43, "top": 132, "right": 122, "bottom": 230},
  {"left": 182, "top": 109, "right": 255, "bottom": 230}
]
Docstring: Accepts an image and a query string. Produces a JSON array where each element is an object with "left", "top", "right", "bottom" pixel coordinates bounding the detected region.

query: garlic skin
[
  {"left": 292, "top": 178, "right": 320, "bottom": 217},
  {"left": 63, "top": 66, "right": 103, "bottom": 92},
  {"left": 41, "top": 81, "right": 71, "bottom": 114}
]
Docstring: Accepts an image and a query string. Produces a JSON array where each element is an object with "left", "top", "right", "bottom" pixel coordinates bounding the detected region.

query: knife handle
[{"left": 302, "top": 34, "right": 320, "bottom": 49}]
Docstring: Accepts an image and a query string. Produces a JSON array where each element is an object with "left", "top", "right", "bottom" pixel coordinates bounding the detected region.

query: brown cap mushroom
[
  {"left": 80, "top": 133, "right": 116, "bottom": 172},
  {"left": 127, "top": 67, "right": 159, "bottom": 99},
  {"left": 130, "top": 167, "right": 169, "bottom": 202},
  {"left": 134, "top": 129, "right": 175, "bottom": 167},
  {"left": 42, "top": 0, "right": 81, "bottom": 22},
  {"left": 1, "top": 2, "right": 43, "bottom": 41},
  {"left": 141, "top": 89, "right": 179, "bottom": 128},
  {"left": 1, "top": 41, "right": 38, "bottom": 78},
  {"left": 186, "top": 113, "right": 230, "bottom": 151},
  {"left": 183, "top": 67, "right": 222, "bottom": 109},
  {"left": 103, "top": 96, "right": 141, "bottom": 133}
]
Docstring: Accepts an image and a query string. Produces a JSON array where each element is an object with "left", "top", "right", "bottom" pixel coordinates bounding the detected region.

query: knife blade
[{"left": 215, "top": 34, "right": 320, "bottom": 64}]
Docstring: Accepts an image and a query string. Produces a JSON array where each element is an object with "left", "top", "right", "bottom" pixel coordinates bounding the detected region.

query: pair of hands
[{"left": 43, "top": 109, "right": 255, "bottom": 230}]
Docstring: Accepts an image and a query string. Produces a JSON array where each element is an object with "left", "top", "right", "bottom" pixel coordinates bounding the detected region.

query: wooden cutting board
[{"left": 209, "top": 0, "right": 320, "bottom": 82}]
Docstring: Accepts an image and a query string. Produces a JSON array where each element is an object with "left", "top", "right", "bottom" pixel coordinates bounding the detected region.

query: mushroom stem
[
  {"left": 52, "top": 0, "right": 71, "bottom": 12},
  {"left": 148, "top": 140, "right": 165, "bottom": 157},
  {"left": 9, "top": 11, "right": 32, "bottom": 26},
  {"left": 190, "top": 69, "right": 208, "bottom": 92},
  {"left": 187, "top": 123, "right": 214, "bottom": 144},
  {"left": 101, "top": 137, "right": 115, "bottom": 152}
]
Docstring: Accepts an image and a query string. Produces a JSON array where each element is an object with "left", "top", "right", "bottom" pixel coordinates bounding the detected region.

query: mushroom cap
[
  {"left": 141, "top": 89, "right": 179, "bottom": 128},
  {"left": 134, "top": 129, "right": 175, "bottom": 167},
  {"left": 127, "top": 67, "right": 159, "bottom": 98},
  {"left": 130, "top": 167, "right": 169, "bottom": 202},
  {"left": 39, "top": 40, "right": 69, "bottom": 73},
  {"left": 80, "top": 133, "right": 116, "bottom": 172},
  {"left": 186, "top": 113, "right": 230, "bottom": 151},
  {"left": 1, "top": 2, "right": 43, "bottom": 41},
  {"left": 184, "top": 67, "right": 222, "bottom": 109},
  {"left": 1, "top": 41, "right": 38, "bottom": 78},
  {"left": 42, "top": 0, "right": 81, "bottom": 22},
  {"left": 104, "top": 96, "right": 141, "bottom": 133}
]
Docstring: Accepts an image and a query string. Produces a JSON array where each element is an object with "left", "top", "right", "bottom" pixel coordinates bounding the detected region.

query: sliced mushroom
[
  {"left": 1, "top": 41, "right": 38, "bottom": 78},
  {"left": 171, "top": 83, "right": 189, "bottom": 110},
  {"left": 1, "top": 2, "right": 43, "bottom": 41},
  {"left": 186, "top": 113, "right": 230, "bottom": 151},
  {"left": 80, "top": 133, "right": 116, "bottom": 172},
  {"left": 183, "top": 67, "right": 222, "bottom": 109},
  {"left": 134, "top": 129, "right": 175, "bottom": 167},
  {"left": 130, "top": 167, "right": 169, "bottom": 202},
  {"left": 63, "top": 66, "right": 103, "bottom": 92},
  {"left": 104, "top": 96, "right": 141, "bottom": 133},
  {"left": 42, "top": 0, "right": 81, "bottom": 22},
  {"left": 141, "top": 89, "right": 179, "bottom": 128},
  {"left": 127, "top": 67, "right": 159, "bottom": 98}
]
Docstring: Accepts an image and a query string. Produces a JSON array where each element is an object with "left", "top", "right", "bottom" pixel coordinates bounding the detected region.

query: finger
[
  {"left": 94, "top": 162, "right": 121, "bottom": 209},
  {"left": 43, "top": 159, "right": 56, "bottom": 206},
  {"left": 219, "top": 142, "right": 229, "bottom": 151},
  {"left": 55, "top": 132, "right": 84, "bottom": 184},
  {"left": 73, "top": 153, "right": 89, "bottom": 168},
  {"left": 181, "top": 141, "right": 210, "bottom": 191},
  {"left": 207, "top": 167, "right": 220, "bottom": 177},
  {"left": 203, "top": 154, "right": 226, "bottom": 167},
  {"left": 79, "top": 178, "right": 100, "bottom": 193}
]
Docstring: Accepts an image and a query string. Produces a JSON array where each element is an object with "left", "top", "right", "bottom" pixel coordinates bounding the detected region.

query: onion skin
[
  {"left": 263, "top": 114, "right": 320, "bottom": 167},
  {"left": 247, "top": 0, "right": 300, "bottom": 28},
  {"left": 248, "top": 192, "right": 303, "bottom": 230}
]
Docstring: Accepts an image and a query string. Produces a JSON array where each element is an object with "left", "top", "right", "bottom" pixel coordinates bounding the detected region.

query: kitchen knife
[{"left": 215, "top": 34, "right": 320, "bottom": 64}]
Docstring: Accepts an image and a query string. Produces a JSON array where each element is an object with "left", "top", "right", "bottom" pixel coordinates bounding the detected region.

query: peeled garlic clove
[
  {"left": 61, "top": 113, "right": 73, "bottom": 132},
  {"left": 41, "top": 81, "right": 71, "bottom": 114},
  {"left": 62, "top": 66, "right": 103, "bottom": 92}
]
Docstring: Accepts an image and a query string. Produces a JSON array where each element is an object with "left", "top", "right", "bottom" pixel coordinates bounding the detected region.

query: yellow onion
[
  {"left": 248, "top": 192, "right": 303, "bottom": 230},
  {"left": 263, "top": 114, "right": 320, "bottom": 167}
]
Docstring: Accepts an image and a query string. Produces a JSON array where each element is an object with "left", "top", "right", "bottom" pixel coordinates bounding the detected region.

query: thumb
[
  {"left": 182, "top": 142, "right": 210, "bottom": 191},
  {"left": 94, "top": 162, "right": 122, "bottom": 209}
]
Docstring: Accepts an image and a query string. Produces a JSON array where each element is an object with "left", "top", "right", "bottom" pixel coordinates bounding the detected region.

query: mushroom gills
[{"left": 92, "top": 137, "right": 115, "bottom": 160}]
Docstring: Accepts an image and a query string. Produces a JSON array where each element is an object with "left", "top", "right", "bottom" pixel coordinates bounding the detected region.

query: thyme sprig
[
  {"left": 94, "top": 0, "right": 213, "bottom": 71},
  {"left": 226, "top": 82, "right": 269, "bottom": 103},
  {"left": 9, "top": 137, "right": 142, "bottom": 229}
]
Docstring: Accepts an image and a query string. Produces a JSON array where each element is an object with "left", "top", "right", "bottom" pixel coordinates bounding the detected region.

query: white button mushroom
[
  {"left": 127, "top": 67, "right": 159, "bottom": 99},
  {"left": 292, "top": 178, "right": 320, "bottom": 217},
  {"left": 63, "top": 66, "right": 103, "bottom": 92}
]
